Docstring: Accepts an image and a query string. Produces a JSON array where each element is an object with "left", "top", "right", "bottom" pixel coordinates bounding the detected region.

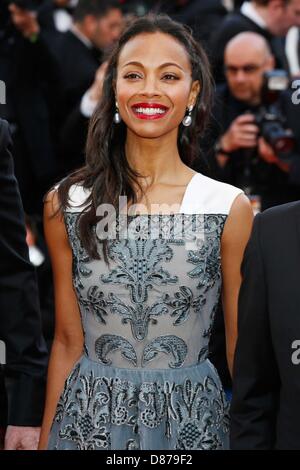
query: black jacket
[
  {"left": 0, "top": 119, "right": 48, "bottom": 426},
  {"left": 53, "top": 30, "right": 102, "bottom": 173},
  {"left": 231, "top": 202, "right": 300, "bottom": 449},
  {"left": 157, "top": 0, "right": 227, "bottom": 52},
  {"left": 211, "top": 11, "right": 288, "bottom": 83},
  {"left": 0, "top": 18, "right": 63, "bottom": 215}
]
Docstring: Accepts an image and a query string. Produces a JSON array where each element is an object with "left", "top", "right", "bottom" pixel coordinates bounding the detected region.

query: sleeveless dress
[{"left": 47, "top": 172, "right": 243, "bottom": 450}]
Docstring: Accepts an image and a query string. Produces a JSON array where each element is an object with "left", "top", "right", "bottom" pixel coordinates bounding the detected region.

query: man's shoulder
[
  {"left": 257, "top": 201, "right": 300, "bottom": 235},
  {"left": 217, "top": 11, "right": 266, "bottom": 39},
  {"left": 214, "top": 84, "right": 237, "bottom": 119},
  {"left": 219, "top": 11, "right": 257, "bottom": 30},
  {"left": 0, "top": 119, "right": 10, "bottom": 154},
  {"left": 261, "top": 201, "right": 300, "bottom": 219},
  {"left": 58, "top": 31, "right": 91, "bottom": 60},
  {"left": 216, "top": 83, "right": 229, "bottom": 100}
]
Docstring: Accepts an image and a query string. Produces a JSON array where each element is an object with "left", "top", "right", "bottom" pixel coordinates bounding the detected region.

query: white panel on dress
[
  {"left": 180, "top": 173, "right": 244, "bottom": 215},
  {"left": 64, "top": 173, "right": 244, "bottom": 215}
]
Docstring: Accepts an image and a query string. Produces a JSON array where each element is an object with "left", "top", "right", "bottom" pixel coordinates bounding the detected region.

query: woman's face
[{"left": 115, "top": 32, "right": 200, "bottom": 139}]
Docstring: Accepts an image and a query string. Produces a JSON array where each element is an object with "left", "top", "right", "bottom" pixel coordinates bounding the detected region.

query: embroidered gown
[{"left": 47, "top": 172, "right": 243, "bottom": 450}]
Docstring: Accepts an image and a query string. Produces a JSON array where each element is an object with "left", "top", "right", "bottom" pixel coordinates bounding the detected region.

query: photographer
[{"left": 213, "top": 31, "right": 300, "bottom": 210}]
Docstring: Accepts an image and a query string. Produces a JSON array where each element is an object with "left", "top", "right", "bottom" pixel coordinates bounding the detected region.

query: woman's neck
[{"left": 125, "top": 129, "right": 187, "bottom": 184}]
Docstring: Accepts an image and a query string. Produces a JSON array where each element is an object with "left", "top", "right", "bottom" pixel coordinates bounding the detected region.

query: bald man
[
  {"left": 211, "top": 31, "right": 300, "bottom": 210},
  {"left": 205, "top": 32, "right": 300, "bottom": 395}
]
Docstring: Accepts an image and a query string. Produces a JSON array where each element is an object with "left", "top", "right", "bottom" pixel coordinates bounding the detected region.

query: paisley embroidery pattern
[
  {"left": 50, "top": 366, "right": 229, "bottom": 450},
  {"left": 101, "top": 238, "right": 178, "bottom": 303},
  {"left": 142, "top": 335, "right": 188, "bottom": 368},
  {"left": 81, "top": 285, "right": 110, "bottom": 324},
  {"left": 162, "top": 286, "right": 206, "bottom": 326},
  {"left": 64, "top": 213, "right": 92, "bottom": 291},
  {"left": 53, "top": 363, "right": 80, "bottom": 424},
  {"left": 95, "top": 334, "right": 137, "bottom": 367},
  {"left": 107, "top": 292, "right": 169, "bottom": 341},
  {"left": 48, "top": 211, "right": 230, "bottom": 450}
]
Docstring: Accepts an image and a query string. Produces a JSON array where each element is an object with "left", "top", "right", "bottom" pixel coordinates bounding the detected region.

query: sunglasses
[{"left": 224, "top": 63, "right": 266, "bottom": 75}]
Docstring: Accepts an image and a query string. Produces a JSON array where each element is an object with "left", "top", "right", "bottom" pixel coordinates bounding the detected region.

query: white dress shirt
[{"left": 240, "top": 1, "right": 267, "bottom": 29}]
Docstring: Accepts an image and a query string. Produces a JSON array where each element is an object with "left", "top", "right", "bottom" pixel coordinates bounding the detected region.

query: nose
[
  {"left": 112, "top": 27, "right": 121, "bottom": 41},
  {"left": 140, "top": 75, "right": 161, "bottom": 97},
  {"left": 235, "top": 70, "right": 247, "bottom": 82}
]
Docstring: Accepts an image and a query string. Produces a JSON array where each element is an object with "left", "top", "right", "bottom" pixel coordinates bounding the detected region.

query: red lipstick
[{"left": 131, "top": 103, "right": 170, "bottom": 120}]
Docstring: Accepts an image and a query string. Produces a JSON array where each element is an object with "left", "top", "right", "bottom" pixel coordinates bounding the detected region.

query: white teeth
[{"left": 134, "top": 107, "right": 166, "bottom": 115}]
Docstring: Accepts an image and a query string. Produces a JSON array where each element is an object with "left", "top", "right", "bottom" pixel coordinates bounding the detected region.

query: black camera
[{"left": 253, "top": 70, "right": 295, "bottom": 157}]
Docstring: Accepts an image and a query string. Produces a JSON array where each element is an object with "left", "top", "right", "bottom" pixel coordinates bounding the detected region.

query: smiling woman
[
  {"left": 55, "top": 13, "right": 215, "bottom": 259},
  {"left": 117, "top": 33, "right": 201, "bottom": 139},
  {"left": 40, "top": 14, "right": 254, "bottom": 451}
]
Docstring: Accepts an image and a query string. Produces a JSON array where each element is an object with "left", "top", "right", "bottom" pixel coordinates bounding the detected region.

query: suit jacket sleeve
[
  {"left": 230, "top": 213, "right": 280, "bottom": 449},
  {"left": 0, "top": 120, "right": 48, "bottom": 426}
]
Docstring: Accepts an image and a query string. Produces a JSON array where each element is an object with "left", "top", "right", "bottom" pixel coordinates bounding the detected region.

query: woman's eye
[
  {"left": 123, "top": 73, "right": 179, "bottom": 81},
  {"left": 162, "top": 74, "right": 179, "bottom": 80},
  {"left": 124, "top": 73, "right": 142, "bottom": 80}
]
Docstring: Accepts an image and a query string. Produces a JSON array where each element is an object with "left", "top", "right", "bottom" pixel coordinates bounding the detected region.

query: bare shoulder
[
  {"left": 228, "top": 192, "right": 253, "bottom": 220},
  {"left": 222, "top": 193, "right": 254, "bottom": 245},
  {"left": 43, "top": 187, "right": 69, "bottom": 251},
  {"left": 44, "top": 187, "right": 61, "bottom": 218}
]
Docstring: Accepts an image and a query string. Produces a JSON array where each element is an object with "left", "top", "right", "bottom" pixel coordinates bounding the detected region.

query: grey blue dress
[{"left": 47, "top": 172, "right": 243, "bottom": 450}]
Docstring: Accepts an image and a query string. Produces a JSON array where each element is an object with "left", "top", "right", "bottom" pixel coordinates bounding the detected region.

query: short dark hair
[
  {"left": 73, "top": 0, "right": 121, "bottom": 22},
  {"left": 253, "top": 0, "right": 290, "bottom": 5}
]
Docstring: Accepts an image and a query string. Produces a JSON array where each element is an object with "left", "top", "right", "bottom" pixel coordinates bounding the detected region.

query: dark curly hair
[{"left": 55, "top": 13, "right": 214, "bottom": 262}]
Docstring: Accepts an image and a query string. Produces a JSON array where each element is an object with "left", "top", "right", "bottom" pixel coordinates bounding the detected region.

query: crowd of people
[{"left": 1, "top": 0, "right": 300, "bottom": 451}]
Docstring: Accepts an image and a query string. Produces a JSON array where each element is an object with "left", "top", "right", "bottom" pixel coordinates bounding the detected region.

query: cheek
[
  {"left": 118, "top": 81, "right": 189, "bottom": 103},
  {"left": 228, "top": 78, "right": 238, "bottom": 90},
  {"left": 167, "top": 86, "right": 191, "bottom": 112},
  {"left": 115, "top": 82, "right": 135, "bottom": 111},
  {"left": 254, "top": 77, "right": 263, "bottom": 90}
]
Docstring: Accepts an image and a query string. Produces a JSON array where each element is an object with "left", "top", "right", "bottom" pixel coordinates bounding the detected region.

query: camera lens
[
  {"left": 273, "top": 135, "right": 295, "bottom": 154},
  {"left": 261, "top": 121, "right": 295, "bottom": 155}
]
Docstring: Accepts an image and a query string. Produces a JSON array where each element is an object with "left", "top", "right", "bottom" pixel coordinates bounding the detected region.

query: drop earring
[
  {"left": 114, "top": 101, "right": 121, "bottom": 124},
  {"left": 182, "top": 105, "right": 193, "bottom": 127}
]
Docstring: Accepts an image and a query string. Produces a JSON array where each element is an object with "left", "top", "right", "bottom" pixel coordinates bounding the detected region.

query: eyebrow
[{"left": 121, "top": 61, "right": 184, "bottom": 71}]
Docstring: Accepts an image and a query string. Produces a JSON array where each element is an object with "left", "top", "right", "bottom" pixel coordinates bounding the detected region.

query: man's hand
[
  {"left": 4, "top": 425, "right": 41, "bottom": 450},
  {"left": 80, "top": 62, "right": 109, "bottom": 117},
  {"left": 258, "top": 137, "right": 290, "bottom": 172},
  {"left": 88, "top": 61, "right": 109, "bottom": 103},
  {"left": 257, "top": 136, "right": 279, "bottom": 164},
  {"left": 221, "top": 114, "right": 259, "bottom": 153},
  {"left": 9, "top": 3, "right": 40, "bottom": 39}
]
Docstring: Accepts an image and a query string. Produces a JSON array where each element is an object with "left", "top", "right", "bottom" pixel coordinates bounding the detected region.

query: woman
[{"left": 39, "top": 14, "right": 253, "bottom": 450}]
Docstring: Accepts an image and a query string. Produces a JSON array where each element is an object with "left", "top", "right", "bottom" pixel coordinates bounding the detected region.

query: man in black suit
[
  {"left": 54, "top": 0, "right": 123, "bottom": 173},
  {"left": 212, "top": 0, "right": 300, "bottom": 82},
  {"left": 230, "top": 200, "right": 300, "bottom": 449},
  {"left": 0, "top": 119, "right": 48, "bottom": 449}
]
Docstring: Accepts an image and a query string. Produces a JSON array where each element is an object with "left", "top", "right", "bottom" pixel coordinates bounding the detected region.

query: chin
[
  {"left": 235, "top": 92, "right": 251, "bottom": 102},
  {"left": 128, "top": 123, "right": 172, "bottom": 139},
  {"left": 133, "top": 130, "right": 167, "bottom": 139}
]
